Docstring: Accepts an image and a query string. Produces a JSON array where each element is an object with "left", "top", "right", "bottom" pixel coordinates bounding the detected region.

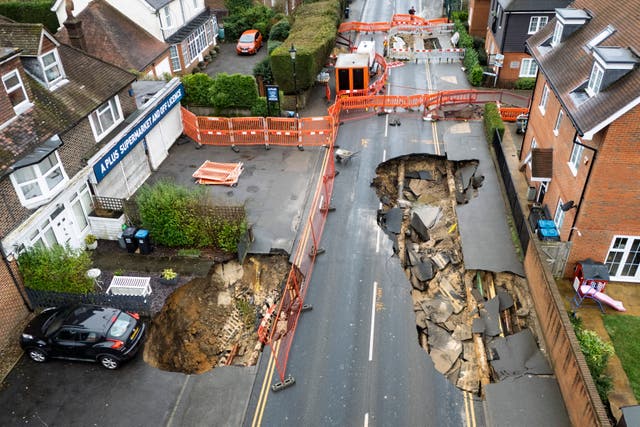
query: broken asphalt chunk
[
  {"left": 412, "top": 205, "right": 442, "bottom": 230},
  {"left": 410, "top": 212, "right": 430, "bottom": 241}
]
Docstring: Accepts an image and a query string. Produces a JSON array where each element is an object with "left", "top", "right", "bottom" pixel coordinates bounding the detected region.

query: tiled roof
[
  {"left": 498, "top": 0, "right": 570, "bottom": 12},
  {"left": 56, "top": 1, "right": 169, "bottom": 72},
  {"left": 0, "top": 43, "right": 136, "bottom": 174},
  {"left": 0, "top": 23, "right": 47, "bottom": 55},
  {"left": 144, "top": 0, "right": 172, "bottom": 11},
  {"left": 527, "top": 0, "right": 640, "bottom": 137}
]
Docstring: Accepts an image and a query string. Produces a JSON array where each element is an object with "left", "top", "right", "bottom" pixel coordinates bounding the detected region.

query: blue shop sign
[
  {"left": 93, "top": 84, "right": 184, "bottom": 183},
  {"left": 266, "top": 85, "right": 279, "bottom": 102}
]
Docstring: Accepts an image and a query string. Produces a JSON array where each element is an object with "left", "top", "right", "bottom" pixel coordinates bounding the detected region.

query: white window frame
[
  {"left": 2, "top": 69, "right": 30, "bottom": 114},
  {"left": 39, "top": 49, "right": 64, "bottom": 87},
  {"left": 10, "top": 151, "right": 69, "bottom": 208},
  {"left": 553, "top": 109, "right": 564, "bottom": 136},
  {"left": 551, "top": 22, "right": 563, "bottom": 46},
  {"left": 568, "top": 141, "right": 584, "bottom": 176},
  {"left": 606, "top": 236, "right": 640, "bottom": 281},
  {"left": 28, "top": 218, "right": 58, "bottom": 249},
  {"left": 70, "top": 184, "right": 93, "bottom": 234},
  {"left": 539, "top": 84, "right": 549, "bottom": 114},
  {"left": 187, "top": 25, "right": 208, "bottom": 65},
  {"left": 519, "top": 58, "right": 538, "bottom": 78},
  {"left": 586, "top": 63, "right": 604, "bottom": 97},
  {"left": 169, "top": 45, "right": 181, "bottom": 72},
  {"left": 554, "top": 199, "right": 566, "bottom": 230},
  {"left": 528, "top": 16, "right": 548, "bottom": 34},
  {"left": 161, "top": 6, "right": 173, "bottom": 29},
  {"left": 89, "top": 96, "right": 123, "bottom": 142},
  {"left": 523, "top": 137, "right": 537, "bottom": 167}
]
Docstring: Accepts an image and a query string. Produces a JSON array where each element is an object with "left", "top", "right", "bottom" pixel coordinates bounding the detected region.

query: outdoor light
[{"left": 289, "top": 44, "right": 298, "bottom": 112}]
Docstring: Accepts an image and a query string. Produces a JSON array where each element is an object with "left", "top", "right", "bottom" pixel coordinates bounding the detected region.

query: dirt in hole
[
  {"left": 143, "top": 255, "right": 290, "bottom": 374},
  {"left": 373, "top": 154, "right": 542, "bottom": 395}
]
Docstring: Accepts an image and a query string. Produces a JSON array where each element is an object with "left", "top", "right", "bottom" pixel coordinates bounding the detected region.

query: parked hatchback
[
  {"left": 236, "top": 29, "right": 263, "bottom": 55},
  {"left": 20, "top": 304, "right": 146, "bottom": 370}
]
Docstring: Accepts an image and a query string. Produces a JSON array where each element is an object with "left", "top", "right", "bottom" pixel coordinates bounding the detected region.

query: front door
[
  {"left": 50, "top": 205, "right": 79, "bottom": 248},
  {"left": 605, "top": 236, "right": 640, "bottom": 282}
]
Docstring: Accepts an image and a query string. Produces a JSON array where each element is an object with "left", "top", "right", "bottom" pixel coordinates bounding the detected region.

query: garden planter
[{"left": 160, "top": 277, "right": 178, "bottom": 286}]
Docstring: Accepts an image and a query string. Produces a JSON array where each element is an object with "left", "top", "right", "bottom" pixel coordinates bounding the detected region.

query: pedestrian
[{"left": 409, "top": 6, "right": 416, "bottom": 16}]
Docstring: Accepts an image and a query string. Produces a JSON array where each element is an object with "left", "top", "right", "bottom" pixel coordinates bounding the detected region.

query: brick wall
[
  {"left": 496, "top": 52, "right": 533, "bottom": 87},
  {"left": 0, "top": 179, "right": 31, "bottom": 238},
  {"left": 468, "top": 0, "right": 490, "bottom": 38},
  {"left": 524, "top": 239, "right": 609, "bottom": 426},
  {"left": 0, "top": 257, "right": 30, "bottom": 351}
]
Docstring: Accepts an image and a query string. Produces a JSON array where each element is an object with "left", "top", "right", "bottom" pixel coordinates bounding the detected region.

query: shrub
[
  {"left": 213, "top": 220, "right": 248, "bottom": 253},
  {"left": 181, "top": 73, "right": 215, "bottom": 106},
  {"left": 483, "top": 103, "right": 505, "bottom": 141},
  {"left": 254, "top": 57, "right": 274, "bottom": 84},
  {"left": 222, "top": 5, "right": 276, "bottom": 40},
  {"left": 210, "top": 73, "right": 259, "bottom": 110},
  {"left": 515, "top": 77, "right": 536, "bottom": 90},
  {"left": 269, "top": 18, "right": 291, "bottom": 41},
  {"left": 454, "top": 18, "right": 483, "bottom": 87},
  {"left": 18, "top": 245, "right": 94, "bottom": 294},
  {"left": 571, "top": 314, "right": 614, "bottom": 403}
]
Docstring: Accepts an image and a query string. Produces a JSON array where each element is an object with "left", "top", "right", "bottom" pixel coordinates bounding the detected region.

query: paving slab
[{"left": 443, "top": 121, "right": 525, "bottom": 276}]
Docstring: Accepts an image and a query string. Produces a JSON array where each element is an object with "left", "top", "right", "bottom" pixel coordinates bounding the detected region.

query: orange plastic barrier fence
[
  {"left": 338, "top": 21, "right": 390, "bottom": 33},
  {"left": 338, "top": 16, "right": 447, "bottom": 34},
  {"left": 500, "top": 107, "right": 529, "bottom": 122},
  {"left": 181, "top": 107, "right": 200, "bottom": 144}
]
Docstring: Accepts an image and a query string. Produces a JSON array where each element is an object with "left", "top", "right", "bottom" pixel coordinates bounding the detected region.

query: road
[{"left": 245, "top": 1, "right": 487, "bottom": 426}]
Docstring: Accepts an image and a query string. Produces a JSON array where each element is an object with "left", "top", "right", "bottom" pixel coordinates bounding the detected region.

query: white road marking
[
  {"left": 364, "top": 412, "right": 369, "bottom": 427},
  {"left": 369, "top": 281, "right": 378, "bottom": 361}
]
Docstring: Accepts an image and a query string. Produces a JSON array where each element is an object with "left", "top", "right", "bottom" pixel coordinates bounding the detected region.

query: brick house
[
  {"left": 0, "top": 21, "right": 184, "bottom": 346},
  {"left": 468, "top": 0, "right": 490, "bottom": 38},
  {"left": 484, "top": 0, "right": 570, "bottom": 87},
  {"left": 522, "top": 0, "right": 640, "bottom": 281},
  {"left": 52, "top": 0, "right": 218, "bottom": 75}
]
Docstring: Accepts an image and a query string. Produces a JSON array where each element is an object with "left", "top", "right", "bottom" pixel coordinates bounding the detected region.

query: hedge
[
  {"left": 18, "top": 245, "right": 94, "bottom": 294},
  {"left": 484, "top": 103, "right": 505, "bottom": 142},
  {"left": 515, "top": 77, "right": 536, "bottom": 90},
  {"left": 0, "top": 1, "right": 58, "bottom": 33},
  {"left": 453, "top": 17, "right": 483, "bottom": 86}
]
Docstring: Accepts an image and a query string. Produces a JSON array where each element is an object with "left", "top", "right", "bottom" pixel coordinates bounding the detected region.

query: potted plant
[
  {"left": 85, "top": 234, "right": 98, "bottom": 250},
  {"left": 160, "top": 268, "right": 178, "bottom": 286}
]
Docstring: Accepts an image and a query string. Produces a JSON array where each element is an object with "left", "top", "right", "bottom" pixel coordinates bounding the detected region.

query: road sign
[{"left": 266, "top": 85, "right": 279, "bottom": 102}]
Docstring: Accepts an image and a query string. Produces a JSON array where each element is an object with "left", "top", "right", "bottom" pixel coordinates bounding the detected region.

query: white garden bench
[{"left": 106, "top": 276, "right": 152, "bottom": 297}]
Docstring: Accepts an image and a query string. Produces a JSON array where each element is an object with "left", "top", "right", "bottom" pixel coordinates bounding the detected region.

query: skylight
[{"left": 586, "top": 25, "right": 616, "bottom": 50}]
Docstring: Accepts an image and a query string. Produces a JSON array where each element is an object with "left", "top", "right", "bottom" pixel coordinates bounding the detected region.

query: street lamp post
[{"left": 289, "top": 44, "right": 298, "bottom": 113}]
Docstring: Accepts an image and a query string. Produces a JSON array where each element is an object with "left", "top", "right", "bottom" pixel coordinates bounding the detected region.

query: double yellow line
[
  {"left": 463, "top": 391, "right": 478, "bottom": 426},
  {"left": 250, "top": 145, "right": 334, "bottom": 426}
]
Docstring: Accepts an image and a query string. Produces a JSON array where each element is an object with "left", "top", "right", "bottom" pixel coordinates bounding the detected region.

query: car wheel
[
  {"left": 27, "top": 348, "right": 47, "bottom": 363},
  {"left": 99, "top": 355, "right": 120, "bottom": 370}
]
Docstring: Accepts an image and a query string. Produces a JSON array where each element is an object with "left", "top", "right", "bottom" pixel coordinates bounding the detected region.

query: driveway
[{"left": 205, "top": 39, "right": 268, "bottom": 77}]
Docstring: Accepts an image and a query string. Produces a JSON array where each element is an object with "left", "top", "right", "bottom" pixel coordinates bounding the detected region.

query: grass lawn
[{"left": 603, "top": 314, "right": 640, "bottom": 401}]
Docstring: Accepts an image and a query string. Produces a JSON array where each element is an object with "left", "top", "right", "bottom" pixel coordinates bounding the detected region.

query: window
[
  {"left": 519, "top": 58, "right": 538, "bottom": 77},
  {"left": 551, "top": 22, "right": 563, "bottom": 46},
  {"left": 539, "top": 84, "right": 549, "bottom": 114},
  {"left": 40, "top": 50, "right": 64, "bottom": 86},
  {"left": 161, "top": 6, "right": 172, "bottom": 29},
  {"left": 554, "top": 199, "right": 566, "bottom": 230},
  {"left": 169, "top": 45, "right": 181, "bottom": 72},
  {"left": 70, "top": 185, "right": 92, "bottom": 232},
  {"left": 568, "top": 142, "right": 584, "bottom": 175},
  {"left": 587, "top": 63, "right": 604, "bottom": 96},
  {"left": 187, "top": 25, "right": 208, "bottom": 65},
  {"left": 89, "top": 97, "right": 123, "bottom": 141},
  {"left": 2, "top": 70, "right": 30, "bottom": 114},
  {"left": 528, "top": 16, "right": 548, "bottom": 34},
  {"left": 606, "top": 236, "right": 640, "bottom": 280},
  {"left": 553, "top": 110, "right": 564, "bottom": 136},
  {"left": 28, "top": 218, "right": 58, "bottom": 248},
  {"left": 11, "top": 152, "right": 67, "bottom": 207}
]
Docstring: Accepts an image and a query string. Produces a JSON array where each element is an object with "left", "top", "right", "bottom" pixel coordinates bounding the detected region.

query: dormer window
[
  {"left": 2, "top": 70, "right": 30, "bottom": 115},
  {"left": 551, "top": 22, "right": 563, "bottom": 46},
  {"left": 89, "top": 96, "right": 123, "bottom": 142},
  {"left": 528, "top": 16, "right": 548, "bottom": 35},
  {"left": 161, "top": 6, "right": 173, "bottom": 29},
  {"left": 586, "top": 63, "right": 604, "bottom": 96},
  {"left": 10, "top": 150, "right": 68, "bottom": 209},
  {"left": 40, "top": 50, "right": 64, "bottom": 86}
]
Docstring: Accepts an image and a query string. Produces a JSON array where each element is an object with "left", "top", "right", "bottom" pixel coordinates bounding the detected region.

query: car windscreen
[
  {"left": 107, "top": 312, "right": 136, "bottom": 339},
  {"left": 44, "top": 307, "right": 75, "bottom": 336},
  {"left": 239, "top": 34, "right": 254, "bottom": 42}
]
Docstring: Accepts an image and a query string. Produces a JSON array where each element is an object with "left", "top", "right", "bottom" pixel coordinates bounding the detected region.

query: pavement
[{"left": 501, "top": 122, "right": 639, "bottom": 422}]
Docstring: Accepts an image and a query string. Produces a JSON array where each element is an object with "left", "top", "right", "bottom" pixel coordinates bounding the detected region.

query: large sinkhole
[
  {"left": 372, "top": 154, "right": 545, "bottom": 395},
  {"left": 143, "top": 255, "right": 289, "bottom": 374}
]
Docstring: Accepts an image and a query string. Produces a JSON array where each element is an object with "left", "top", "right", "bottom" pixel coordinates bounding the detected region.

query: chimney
[{"left": 63, "top": 0, "right": 86, "bottom": 51}]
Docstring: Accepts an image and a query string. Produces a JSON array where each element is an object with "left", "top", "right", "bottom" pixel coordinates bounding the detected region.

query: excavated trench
[
  {"left": 373, "top": 154, "right": 545, "bottom": 395},
  {"left": 143, "top": 255, "right": 289, "bottom": 374}
]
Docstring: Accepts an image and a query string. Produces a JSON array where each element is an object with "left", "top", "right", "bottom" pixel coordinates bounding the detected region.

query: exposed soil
[
  {"left": 143, "top": 255, "right": 290, "bottom": 374},
  {"left": 373, "top": 154, "right": 542, "bottom": 394}
]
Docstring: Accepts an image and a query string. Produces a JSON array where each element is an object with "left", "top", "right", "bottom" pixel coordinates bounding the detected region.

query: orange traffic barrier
[
  {"left": 192, "top": 161, "right": 244, "bottom": 186},
  {"left": 500, "top": 107, "right": 529, "bottom": 122}
]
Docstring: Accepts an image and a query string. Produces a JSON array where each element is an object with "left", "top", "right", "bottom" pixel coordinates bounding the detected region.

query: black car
[{"left": 20, "top": 304, "right": 146, "bottom": 370}]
